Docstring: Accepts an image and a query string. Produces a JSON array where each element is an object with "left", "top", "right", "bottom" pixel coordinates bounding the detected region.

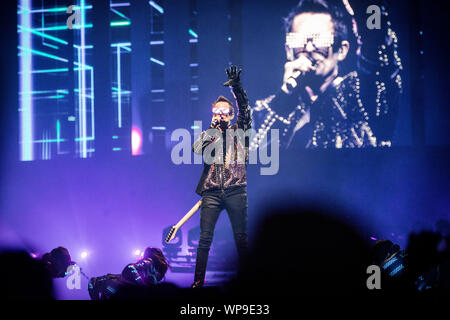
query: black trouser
[{"left": 194, "top": 187, "right": 249, "bottom": 283}]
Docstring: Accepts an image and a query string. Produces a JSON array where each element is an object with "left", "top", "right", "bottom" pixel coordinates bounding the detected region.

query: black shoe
[{"left": 190, "top": 280, "right": 204, "bottom": 288}]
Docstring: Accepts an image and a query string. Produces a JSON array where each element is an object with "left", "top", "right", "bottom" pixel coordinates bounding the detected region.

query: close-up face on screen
[
  {"left": 247, "top": 0, "right": 411, "bottom": 150},
  {"left": 1, "top": 0, "right": 449, "bottom": 308}
]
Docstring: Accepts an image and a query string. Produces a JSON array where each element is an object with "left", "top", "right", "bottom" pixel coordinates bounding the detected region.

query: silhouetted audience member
[
  {"left": 1, "top": 250, "right": 53, "bottom": 300},
  {"left": 231, "top": 203, "right": 373, "bottom": 298},
  {"left": 403, "top": 231, "right": 450, "bottom": 295},
  {"left": 435, "top": 219, "right": 450, "bottom": 237},
  {"left": 40, "top": 246, "right": 74, "bottom": 278}
]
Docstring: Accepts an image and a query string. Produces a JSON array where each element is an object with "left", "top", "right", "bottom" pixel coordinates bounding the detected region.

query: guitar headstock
[{"left": 165, "top": 226, "right": 178, "bottom": 243}]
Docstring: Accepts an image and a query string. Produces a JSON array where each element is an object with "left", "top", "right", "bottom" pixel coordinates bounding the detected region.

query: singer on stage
[{"left": 191, "top": 65, "right": 252, "bottom": 288}]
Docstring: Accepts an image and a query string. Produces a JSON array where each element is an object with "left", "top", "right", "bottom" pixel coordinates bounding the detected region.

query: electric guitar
[{"left": 165, "top": 200, "right": 202, "bottom": 243}]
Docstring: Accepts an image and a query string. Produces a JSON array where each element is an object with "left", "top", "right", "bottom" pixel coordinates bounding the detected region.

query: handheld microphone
[
  {"left": 286, "top": 59, "right": 318, "bottom": 92},
  {"left": 286, "top": 71, "right": 303, "bottom": 91},
  {"left": 211, "top": 119, "right": 220, "bottom": 128}
]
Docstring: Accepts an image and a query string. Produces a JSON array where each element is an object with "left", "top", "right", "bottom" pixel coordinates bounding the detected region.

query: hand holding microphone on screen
[{"left": 281, "top": 55, "right": 317, "bottom": 94}]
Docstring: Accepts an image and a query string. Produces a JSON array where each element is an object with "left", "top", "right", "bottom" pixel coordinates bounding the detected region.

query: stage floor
[{"left": 164, "top": 270, "right": 236, "bottom": 288}]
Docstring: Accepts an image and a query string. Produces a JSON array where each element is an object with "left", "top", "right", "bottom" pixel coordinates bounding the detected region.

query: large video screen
[{"left": 17, "top": 0, "right": 418, "bottom": 161}]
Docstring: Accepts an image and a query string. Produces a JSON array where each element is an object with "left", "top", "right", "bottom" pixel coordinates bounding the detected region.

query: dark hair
[
  {"left": 143, "top": 247, "right": 169, "bottom": 281},
  {"left": 284, "top": 0, "right": 357, "bottom": 55},
  {"left": 42, "top": 246, "right": 73, "bottom": 278},
  {"left": 212, "top": 96, "right": 234, "bottom": 116}
]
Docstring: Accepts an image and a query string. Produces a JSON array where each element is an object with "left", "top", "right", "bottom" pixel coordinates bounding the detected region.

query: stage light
[
  {"left": 18, "top": 0, "right": 34, "bottom": 161},
  {"left": 111, "top": 21, "right": 131, "bottom": 27},
  {"left": 131, "top": 127, "right": 142, "bottom": 155},
  {"left": 18, "top": 46, "right": 69, "bottom": 63},
  {"left": 17, "top": 5, "right": 92, "bottom": 14},
  {"left": 149, "top": 1, "right": 164, "bottom": 14},
  {"left": 150, "top": 57, "right": 165, "bottom": 66},
  {"left": 134, "top": 249, "right": 141, "bottom": 256},
  {"left": 18, "top": 25, "right": 68, "bottom": 45},
  {"left": 80, "top": 251, "right": 88, "bottom": 259},
  {"left": 189, "top": 29, "right": 198, "bottom": 38},
  {"left": 80, "top": 0, "right": 88, "bottom": 159},
  {"left": 116, "top": 45, "right": 122, "bottom": 128}
]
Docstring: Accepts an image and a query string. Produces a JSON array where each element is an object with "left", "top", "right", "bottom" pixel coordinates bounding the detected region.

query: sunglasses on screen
[{"left": 286, "top": 32, "right": 334, "bottom": 49}]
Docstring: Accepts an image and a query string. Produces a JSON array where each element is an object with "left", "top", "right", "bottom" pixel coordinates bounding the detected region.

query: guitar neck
[{"left": 174, "top": 200, "right": 202, "bottom": 229}]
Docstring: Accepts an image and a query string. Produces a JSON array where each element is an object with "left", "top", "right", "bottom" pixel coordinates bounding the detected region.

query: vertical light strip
[
  {"left": 117, "top": 45, "right": 122, "bottom": 128},
  {"left": 76, "top": 46, "right": 82, "bottom": 156},
  {"left": 90, "top": 64, "right": 95, "bottom": 143},
  {"left": 41, "top": 132, "right": 45, "bottom": 160},
  {"left": 56, "top": 119, "right": 61, "bottom": 152},
  {"left": 47, "top": 131, "right": 51, "bottom": 159},
  {"left": 19, "top": 0, "right": 34, "bottom": 161},
  {"left": 80, "top": 0, "right": 87, "bottom": 158}
]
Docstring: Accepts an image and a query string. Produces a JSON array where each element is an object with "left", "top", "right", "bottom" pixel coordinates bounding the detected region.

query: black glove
[{"left": 222, "top": 65, "right": 242, "bottom": 87}]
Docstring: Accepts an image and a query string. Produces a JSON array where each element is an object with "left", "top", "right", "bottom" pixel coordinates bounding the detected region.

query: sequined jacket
[
  {"left": 250, "top": 6, "right": 403, "bottom": 149},
  {"left": 193, "top": 84, "right": 252, "bottom": 195}
]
